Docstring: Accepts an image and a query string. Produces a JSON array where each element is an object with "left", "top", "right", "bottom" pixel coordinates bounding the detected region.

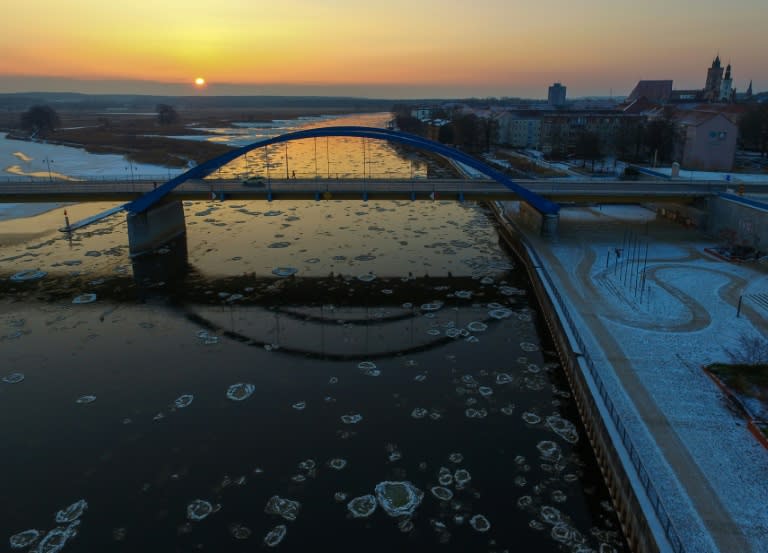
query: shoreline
[
  {"left": 0, "top": 202, "right": 71, "bottom": 223},
  {"left": 0, "top": 201, "right": 122, "bottom": 247},
  {"left": 506, "top": 203, "right": 768, "bottom": 552}
]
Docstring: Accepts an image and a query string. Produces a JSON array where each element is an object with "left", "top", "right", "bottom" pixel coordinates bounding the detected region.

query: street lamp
[
  {"left": 284, "top": 142, "right": 289, "bottom": 179},
  {"left": 44, "top": 157, "right": 53, "bottom": 182},
  {"left": 125, "top": 161, "right": 135, "bottom": 184}
]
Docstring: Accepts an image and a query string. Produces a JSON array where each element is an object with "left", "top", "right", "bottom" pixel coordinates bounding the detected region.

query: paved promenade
[{"left": 503, "top": 203, "right": 768, "bottom": 553}]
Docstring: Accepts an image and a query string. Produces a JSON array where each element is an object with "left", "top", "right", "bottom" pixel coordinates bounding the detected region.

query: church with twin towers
[
  {"left": 627, "top": 54, "right": 753, "bottom": 105},
  {"left": 703, "top": 55, "right": 752, "bottom": 103}
]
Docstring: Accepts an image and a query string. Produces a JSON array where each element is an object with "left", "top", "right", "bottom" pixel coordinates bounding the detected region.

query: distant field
[{"left": 0, "top": 105, "right": 380, "bottom": 168}]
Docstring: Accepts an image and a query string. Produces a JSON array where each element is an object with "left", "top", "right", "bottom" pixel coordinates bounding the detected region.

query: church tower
[
  {"left": 719, "top": 63, "right": 734, "bottom": 102},
  {"left": 704, "top": 55, "right": 724, "bottom": 102}
]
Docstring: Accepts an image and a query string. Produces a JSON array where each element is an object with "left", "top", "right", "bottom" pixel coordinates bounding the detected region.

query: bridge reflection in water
[{"left": 126, "top": 240, "right": 518, "bottom": 360}]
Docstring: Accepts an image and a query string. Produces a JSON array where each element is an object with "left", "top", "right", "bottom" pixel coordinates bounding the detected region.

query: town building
[
  {"left": 539, "top": 111, "right": 645, "bottom": 157},
  {"left": 627, "top": 56, "right": 739, "bottom": 105},
  {"left": 410, "top": 106, "right": 434, "bottom": 121},
  {"left": 673, "top": 110, "right": 738, "bottom": 171},
  {"left": 495, "top": 112, "right": 542, "bottom": 148},
  {"left": 627, "top": 80, "right": 673, "bottom": 104}
]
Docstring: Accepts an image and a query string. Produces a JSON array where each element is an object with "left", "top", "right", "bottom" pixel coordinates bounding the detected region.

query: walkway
[{"left": 503, "top": 203, "right": 768, "bottom": 553}]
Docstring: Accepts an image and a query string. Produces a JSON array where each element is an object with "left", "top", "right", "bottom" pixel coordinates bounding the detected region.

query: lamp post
[
  {"left": 44, "top": 157, "right": 53, "bottom": 182},
  {"left": 125, "top": 161, "right": 135, "bottom": 184},
  {"left": 284, "top": 142, "right": 289, "bottom": 179}
]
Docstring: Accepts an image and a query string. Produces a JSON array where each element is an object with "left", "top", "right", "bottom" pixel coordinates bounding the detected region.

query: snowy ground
[
  {"left": 515, "top": 204, "right": 768, "bottom": 553},
  {"left": 0, "top": 133, "right": 176, "bottom": 220},
  {"left": 643, "top": 166, "right": 768, "bottom": 183},
  {"left": 0, "top": 133, "right": 179, "bottom": 181}
]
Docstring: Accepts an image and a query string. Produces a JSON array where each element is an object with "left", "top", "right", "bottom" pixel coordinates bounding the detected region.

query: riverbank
[
  {"left": 0, "top": 201, "right": 121, "bottom": 246},
  {"left": 501, "top": 203, "right": 768, "bottom": 552},
  {"left": 1, "top": 106, "right": 378, "bottom": 168}
]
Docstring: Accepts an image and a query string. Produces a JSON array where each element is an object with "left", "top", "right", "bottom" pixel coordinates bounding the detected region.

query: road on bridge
[{"left": 0, "top": 177, "right": 764, "bottom": 203}]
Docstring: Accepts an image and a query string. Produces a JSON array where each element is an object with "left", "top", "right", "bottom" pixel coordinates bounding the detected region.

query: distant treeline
[{"left": 0, "top": 93, "right": 401, "bottom": 112}]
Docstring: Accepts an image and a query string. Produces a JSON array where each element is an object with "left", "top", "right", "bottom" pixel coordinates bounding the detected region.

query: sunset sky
[{"left": 1, "top": 0, "right": 765, "bottom": 98}]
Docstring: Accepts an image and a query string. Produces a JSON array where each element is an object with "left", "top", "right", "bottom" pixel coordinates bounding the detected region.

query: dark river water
[{"left": 0, "top": 115, "right": 626, "bottom": 553}]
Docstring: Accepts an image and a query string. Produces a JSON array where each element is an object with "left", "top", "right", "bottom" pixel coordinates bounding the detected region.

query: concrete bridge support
[
  {"left": 518, "top": 201, "right": 559, "bottom": 238},
  {"left": 127, "top": 200, "right": 187, "bottom": 257},
  {"left": 127, "top": 200, "right": 189, "bottom": 288},
  {"left": 541, "top": 212, "right": 559, "bottom": 238}
]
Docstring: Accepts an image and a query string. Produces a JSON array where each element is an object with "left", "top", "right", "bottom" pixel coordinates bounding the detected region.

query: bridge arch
[{"left": 125, "top": 126, "right": 559, "bottom": 217}]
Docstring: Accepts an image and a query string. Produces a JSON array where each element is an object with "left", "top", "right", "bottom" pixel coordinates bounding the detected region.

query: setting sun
[{"left": 194, "top": 77, "right": 205, "bottom": 87}]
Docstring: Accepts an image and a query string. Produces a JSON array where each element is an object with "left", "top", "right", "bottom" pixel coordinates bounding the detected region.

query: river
[{"left": 0, "top": 113, "right": 626, "bottom": 552}]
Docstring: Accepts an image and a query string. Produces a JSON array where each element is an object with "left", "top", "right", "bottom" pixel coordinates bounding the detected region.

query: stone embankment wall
[
  {"left": 489, "top": 202, "right": 674, "bottom": 553},
  {"left": 707, "top": 193, "right": 768, "bottom": 253}
]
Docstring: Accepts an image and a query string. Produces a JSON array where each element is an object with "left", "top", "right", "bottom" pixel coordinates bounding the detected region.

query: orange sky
[{"left": 1, "top": 0, "right": 765, "bottom": 98}]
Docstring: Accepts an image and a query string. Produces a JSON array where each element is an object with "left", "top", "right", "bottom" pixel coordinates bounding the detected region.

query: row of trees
[
  {"left": 550, "top": 115, "right": 678, "bottom": 168},
  {"left": 394, "top": 104, "right": 681, "bottom": 167},
  {"left": 393, "top": 105, "right": 498, "bottom": 153},
  {"left": 738, "top": 104, "right": 768, "bottom": 156}
]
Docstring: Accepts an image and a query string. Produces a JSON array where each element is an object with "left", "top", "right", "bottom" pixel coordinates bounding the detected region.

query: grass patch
[{"left": 708, "top": 363, "right": 768, "bottom": 402}]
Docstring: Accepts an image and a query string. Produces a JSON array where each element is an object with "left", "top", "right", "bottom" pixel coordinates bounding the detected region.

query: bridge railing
[
  {"left": 0, "top": 174, "right": 175, "bottom": 184},
  {"left": 0, "top": 172, "right": 457, "bottom": 183},
  {"left": 505, "top": 210, "right": 686, "bottom": 553},
  {"left": 0, "top": 177, "right": 509, "bottom": 196}
]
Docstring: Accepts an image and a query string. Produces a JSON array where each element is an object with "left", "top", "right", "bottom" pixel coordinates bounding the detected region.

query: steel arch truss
[{"left": 125, "top": 126, "right": 559, "bottom": 215}]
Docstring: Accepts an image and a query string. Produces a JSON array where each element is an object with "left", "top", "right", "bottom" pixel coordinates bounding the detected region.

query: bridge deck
[{"left": 0, "top": 177, "right": 755, "bottom": 204}]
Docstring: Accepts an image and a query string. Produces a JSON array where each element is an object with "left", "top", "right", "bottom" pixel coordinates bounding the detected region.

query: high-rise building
[{"left": 548, "top": 83, "right": 567, "bottom": 106}]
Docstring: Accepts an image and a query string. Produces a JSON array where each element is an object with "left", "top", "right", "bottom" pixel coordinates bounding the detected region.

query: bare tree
[
  {"left": 20, "top": 105, "right": 60, "bottom": 135},
  {"left": 156, "top": 104, "right": 179, "bottom": 125},
  {"left": 724, "top": 332, "right": 768, "bottom": 365},
  {"left": 574, "top": 130, "right": 602, "bottom": 171}
]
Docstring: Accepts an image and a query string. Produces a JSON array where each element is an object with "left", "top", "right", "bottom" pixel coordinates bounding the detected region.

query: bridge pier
[
  {"left": 127, "top": 200, "right": 187, "bottom": 257},
  {"left": 541, "top": 213, "right": 559, "bottom": 238},
  {"left": 519, "top": 201, "right": 559, "bottom": 238}
]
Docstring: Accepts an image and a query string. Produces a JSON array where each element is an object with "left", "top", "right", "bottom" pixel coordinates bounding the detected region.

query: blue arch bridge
[{"left": 70, "top": 126, "right": 560, "bottom": 255}]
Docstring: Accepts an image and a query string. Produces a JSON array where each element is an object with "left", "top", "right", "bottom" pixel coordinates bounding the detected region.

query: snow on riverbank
[
  {"left": 532, "top": 204, "right": 768, "bottom": 552},
  {"left": 0, "top": 133, "right": 179, "bottom": 221},
  {"left": 0, "top": 133, "right": 180, "bottom": 180}
]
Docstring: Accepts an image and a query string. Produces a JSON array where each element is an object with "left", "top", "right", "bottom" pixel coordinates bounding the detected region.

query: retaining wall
[
  {"left": 490, "top": 201, "right": 677, "bottom": 553},
  {"left": 706, "top": 193, "right": 768, "bottom": 252}
]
